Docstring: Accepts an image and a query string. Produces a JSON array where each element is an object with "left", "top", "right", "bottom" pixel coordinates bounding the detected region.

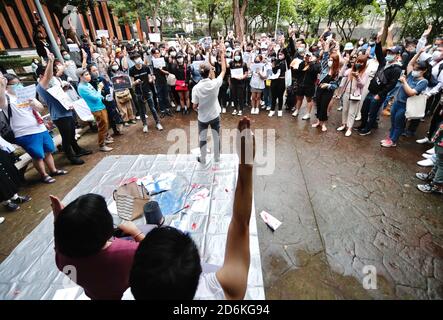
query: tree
[
  {"left": 381, "top": 0, "right": 408, "bottom": 44},
  {"left": 398, "top": 0, "right": 443, "bottom": 40},
  {"left": 233, "top": 0, "right": 248, "bottom": 40},
  {"left": 193, "top": 0, "right": 224, "bottom": 37}
]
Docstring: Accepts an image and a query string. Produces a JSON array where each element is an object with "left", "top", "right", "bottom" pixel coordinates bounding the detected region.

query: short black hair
[
  {"left": 54, "top": 194, "right": 114, "bottom": 258},
  {"left": 86, "top": 63, "right": 98, "bottom": 72},
  {"left": 130, "top": 226, "right": 202, "bottom": 300},
  {"left": 4, "top": 73, "right": 19, "bottom": 84}
]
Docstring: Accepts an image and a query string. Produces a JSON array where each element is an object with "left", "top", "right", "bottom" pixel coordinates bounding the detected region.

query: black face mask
[{"left": 355, "top": 63, "right": 362, "bottom": 70}]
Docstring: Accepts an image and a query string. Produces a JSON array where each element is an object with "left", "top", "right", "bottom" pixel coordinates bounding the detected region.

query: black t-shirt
[
  {"left": 299, "top": 62, "right": 321, "bottom": 88},
  {"left": 129, "top": 65, "right": 152, "bottom": 96},
  {"left": 152, "top": 56, "right": 168, "bottom": 85},
  {"left": 229, "top": 61, "right": 248, "bottom": 85}
]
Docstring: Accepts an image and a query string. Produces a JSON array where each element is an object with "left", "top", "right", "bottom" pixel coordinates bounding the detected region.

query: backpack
[{"left": 0, "top": 95, "right": 15, "bottom": 144}]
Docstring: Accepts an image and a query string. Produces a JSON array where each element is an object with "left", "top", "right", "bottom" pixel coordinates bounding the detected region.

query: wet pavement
[{"left": 0, "top": 103, "right": 442, "bottom": 299}]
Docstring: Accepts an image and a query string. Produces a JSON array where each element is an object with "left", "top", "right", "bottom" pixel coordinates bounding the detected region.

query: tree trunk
[
  {"left": 233, "top": 0, "right": 248, "bottom": 40},
  {"left": 153, "top": 0, "right": 161, "bottom": 33}
]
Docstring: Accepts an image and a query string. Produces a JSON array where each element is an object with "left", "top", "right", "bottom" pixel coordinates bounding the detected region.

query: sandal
[
  {"left": 50, "top": 170, "right": 68, "bottom": 176},
  {"left": 42, "top": 175, "right": 56, "bottom": 184}
]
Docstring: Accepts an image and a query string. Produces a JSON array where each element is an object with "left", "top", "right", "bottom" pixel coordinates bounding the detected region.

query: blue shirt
[
  {"left": 395, "top": 74, "right": 428, "bottom": 105},
  {"left": 36, "top": 83, "right": 73, "bottom": 121},
  {"left": 78, "top": 82, "right": 106, "bottom": 113}
]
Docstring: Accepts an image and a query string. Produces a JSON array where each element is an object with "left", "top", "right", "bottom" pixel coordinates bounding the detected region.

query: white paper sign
[
  {"left": 230, "top": 68, "right": 244, "bottom": 79},
  {"left": 47, "top": 85, "right": 74, "bottom": 110},
  {"left": 192, "top": 60, "right": 204, "bottom": 70},
  {"left": 251, "top": 63, "right": 264, "bottom": 74},
  {"left": 67, "top": 44, "right": 80, "bottom": 52},
  {"left": 259, "top": 210, "right": 282, "bottom": 231},
  {"left": 73, "top": 99, "right": 94, "bottom": 121},
  {"left": 148, "top": 33, "right": 161, "bottom": 43},
  {"left": 152, "top": 57, "right": 166, "bottom": 69},
  {"left": 243, "top": 52, "right": 251, "bottom": 63},
  {"left": 96, "top": 30, "right": 109, "bottom": 39},
  {"left": 15, "top": 84, "right": 36, "bottom": 107}
]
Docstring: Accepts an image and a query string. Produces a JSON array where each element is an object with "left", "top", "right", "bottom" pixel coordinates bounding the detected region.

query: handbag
[
  {"left": 285, "top": 61, "right": 292, "bottom": 88},
  {"left": 113, "top": 180, "right": 150, "bottom": 221},
  {"left": 0, "top": 96, "right": 15, "bottom": 144},
  {"left": 349, "top": 78, "right": 362, "bottom": 101},
  {"left": 175, "top": 64, "right": 188, "bottom": 91},
  {"left": 167, "top": 73, "right": 176, "bottom": 86},
  {"left": 406, "top": 94, "right": 427, "bottom": 119},
  {"left": 115, "top": 89, "right": 132, "bottom": 104}
]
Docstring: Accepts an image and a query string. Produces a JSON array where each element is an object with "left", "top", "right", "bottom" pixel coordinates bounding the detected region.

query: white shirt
[
  {"left": 5, "top": 94, "right": 46, "bottom": 138},
  {"left": 424, "top": 60, "right": 443, "bottom": 96},
  {"left": 192, "top": 76, "right": 223, "bottom": 123}
]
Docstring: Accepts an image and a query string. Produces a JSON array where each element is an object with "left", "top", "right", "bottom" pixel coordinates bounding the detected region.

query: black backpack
[{"left": 0, "top": 95, "right": 15, "bottom": 144}]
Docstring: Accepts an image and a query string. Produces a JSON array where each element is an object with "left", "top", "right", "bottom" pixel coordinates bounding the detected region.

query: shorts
[
  {"left": 15, "top": 131, "right": 55, "bottom": 160},
  {"left": 296, "top": 85, "right": 315, "bottom": 98},
  {"left": 250, "top": 87, "right": 263, "bottom": 93}
]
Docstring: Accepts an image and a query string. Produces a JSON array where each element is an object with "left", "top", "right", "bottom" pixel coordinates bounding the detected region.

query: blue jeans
[
  {"left": 135, "top": 91, "right": 160, "bottom": 125},
  {"left": 264, "top": 86, "right": 272, "bottom": 107},
  {"left": 389, "top": 101, "right": 406, "bottom": 143},
  {"left": 360, "top": 93, "right": 384, "bottom": 131},
  {"left": 382, "top": 82, "right": 401, "bottom": 110},
  {"left": 155, "top": 84, "right": 170, "bottom": 113}
]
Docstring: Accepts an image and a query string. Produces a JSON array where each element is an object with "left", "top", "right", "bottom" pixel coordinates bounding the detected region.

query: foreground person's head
[
  {"left": 129, "top": 226, "right": 202, "bottom": 300},
  {"left": 54, "top": 194, "right": 114, "bottom": 258}
]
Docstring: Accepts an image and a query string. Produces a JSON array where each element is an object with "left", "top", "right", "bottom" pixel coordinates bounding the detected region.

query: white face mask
[
  {"left": 234, "top": 56, "right": 241, "bottom": 62},
  {"left": 135, "top": 58, "right": 143, "bottom": 65},
  {"left": 170, "top": 51, "right": 177, "bottom": 57},
  {"left": 63, "top": 54, "right": 71, "bottom": 61},
  {"left": 411, "top": 70, "right": 422, "bottom": 78},
  {"left": 432, "top": 50, "right": 442, "bottom": 61},
  {"left": 177, "top": 58, "right": 184, "bottom": 64},
  {"left": 327, "top": 60, "right": 333, "bottom": 67},
  {"left": 112, "top": 65, "right": 119, "bottom": 71}
]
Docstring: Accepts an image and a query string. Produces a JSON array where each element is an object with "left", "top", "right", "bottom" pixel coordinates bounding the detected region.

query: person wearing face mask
[
  {"left": 268, "top": 50, "right": 287, "bottom": 117},
  {"left": 357, "top": 32, "right": 403, "bottom": 136},
  {"left": 336, "top": 55, "right": 369, "bottom": 137},
  {"left": 88, "top": 64, "right": 124, "bottom": 136},
  {"left": 170, "top": 53, "right": 191, "bottom": 114},
  {"left": 287, "top": 40, "right": 307, "bottom": 113},
  {"left": 380, "top": 51, "right": 429, "bottom": 148},
  {"left": 249, "top": 55, "right": 267, "bottom": 115},
  {"left": 229, "top": 50, "right": 249, "bottom": 116},
  {"left": 35, "top": 57, "right": 92, "bottom": 166},
  {"left": 1, "top": 71, "right": 68, "bottom": 183},
  {"left": 129, "top": 54, "right": 163, "bottom": 132},
  {"left": 166, "top": 47, "right": 181, "bottom": 111},
  {"left": 213, "top": 51, "right": 231, "bottom": 114},
  {"left": 151, "top": 48, "right": 173, "bottom": 117},
  {"left": 109, "top": 62, "right": 136, "bottom": 126}
]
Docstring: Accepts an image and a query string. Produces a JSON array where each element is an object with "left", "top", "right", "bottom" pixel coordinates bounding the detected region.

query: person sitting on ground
[
  {"left": 128, "top": 116, "right": 255, "bottom": 300},
  {"left": 49, "top": 193, "right": 149, "bottom": 300}
]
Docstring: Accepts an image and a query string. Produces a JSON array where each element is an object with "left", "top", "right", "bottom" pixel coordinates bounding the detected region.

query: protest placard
[
  {"left": 15, "top": 85, "right": 36, "bottom": 107},
  {"left": 230, "top": 68, "right": 244, "bottom": 79},
  {"left": 148, "top": 33, "right": 161, "bottom": 43},
  {"left": 67, "top": 44, "right": 80, "bottom": 52},
  {"left": 96, "top": 30, "right": 109, "bottom": 39},
  {"left": 72, "top": 99, "right": 94, "bottom": 122},
  {"left": 111, "top": 75, "right": 132, "bottom": 92},
  {"left": 47, "top": 85, "right": 74, "bottom": 110},
  {"left": 152, "top": 57, "right": 166, "bottom": 69}
]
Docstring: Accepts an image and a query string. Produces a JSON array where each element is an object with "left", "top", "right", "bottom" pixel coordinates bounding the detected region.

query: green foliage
[
  {"left": 0, "top": 56, "right": 35, "bottom": 69},
  {"left": 398, "top": 0, "right": 443, "bottom": 39}
]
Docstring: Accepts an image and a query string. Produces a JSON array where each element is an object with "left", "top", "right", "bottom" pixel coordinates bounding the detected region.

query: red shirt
[{"left": 55, "top": 238, "right": 138, "bottom": 300}]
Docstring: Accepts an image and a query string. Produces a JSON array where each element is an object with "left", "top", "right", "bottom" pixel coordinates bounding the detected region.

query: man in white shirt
[{"left": 192, "top": 44, "right": 227, "bottom": 164}]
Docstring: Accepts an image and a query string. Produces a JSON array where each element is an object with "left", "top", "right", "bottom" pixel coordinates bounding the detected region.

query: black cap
[{"left": 143, "top": 201, "right": 164, "bottom": 226}]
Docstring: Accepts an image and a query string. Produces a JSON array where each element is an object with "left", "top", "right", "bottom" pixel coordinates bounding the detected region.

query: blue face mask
[
  {"left": 385, "top": 54, "right": 395, "bottom": 62},
  {"left": 12, "top": 83, "right": 24, "bottom": 91}
]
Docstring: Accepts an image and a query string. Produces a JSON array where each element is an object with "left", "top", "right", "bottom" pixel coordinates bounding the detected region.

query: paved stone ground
[{"left": 0, "top": 103, "right": 441, "bottom": 299}]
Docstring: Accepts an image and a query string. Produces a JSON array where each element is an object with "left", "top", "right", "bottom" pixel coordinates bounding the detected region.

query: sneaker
[
  {"left": 321, "top": 124, "right": 327, "bottom": 132},
  {"left": 222, "top": 107, "right": 226, "bottom": 114},
  {"left": 75, "top": 149, "right": 93, "bottom": 157},
  {"left": 417, "top": 183, "right": 443, "bottom": 194},
  {"left": 256, "top": 108, "right": 259, "bottom": 115},
  {"left": 277, "top": 111, "right": 283, "bottom": 117},
  {"left": 337, "top": 106, "right": 343, "bottom": 111},
  {"left": 358, "top": 129, "right": 372, "bottom": 136},
  {"left": 380, "top": 137, "right": 391, "bottom": 144},
  {"left": 238, "top": 110, "right": 243, "bottom": 116},
  {"left": 129, "top": 120, "right": 137, "bottom": 124},
  {"left": 337, "top": 125, "right": 346, "bottom": 132},
  {"left": 3, "top": 202, "right": 19, "bottom": 212},
  {"left": 99, "top": 145, "right": 113, "bottom": 152},
  {"left": 136, "top": 116, "right": 141, "bottom": 120},
  {"left": 143, "top": 125, "right": 148, "bottom": 133},
  {"left": 11, "top": 195, "right": 31, "bottom": 204},
  {"left": 197, "top": 156, "right": 206, "bottom": 165},
  {"left": 426, "top": 147, "right": 435, "bottom": 155},
  {"left": 261, "top": 105, "right": 267, "bottom": 110},
  {"left": 345, "top": 129, "right": 352, "bottom": 137},
  {"left": 69, "top": 157, "right": 85, "bottom": 165},
  {"left": 417, "top": 158, "right": 435, "bottom": 167},
  {"left": 0, "top": 217, "right": 4, "bottom": 224},
  {"left": 302, "top": 114, "right": 310, "bottom": 120},
  {"left": 156, "top": 123, "right": 164, "bottom": 131},
  {"left": 266, "top": 106, "right": 271, "bottom": 111},
  {"left": 381, "top": 140, "right": 396, "bottom": 148},
  {"left": 416, "top": 137, "right": 430, "bottom": 144},
  {"left": 260, "top": 101, "right": 265, "bottom": 106},
  {"left": 104, "top": 139, "right": 114, "bottom": 144},
  {"left": 422, "top": 153, "right": 433, "bottom": 159},
  {"left": 232, "top": 110, "right": 237, "bottom": 115},
  {"left": 176, "top": 106, "right": 181, "bottom": 112},
  {"left": 124, "top": 122, "right": 130, "bottom": 127},
  {"left": 355, "top": 114, "right": 362, "bottom": 121},
  {"left": 415, "top": 172, "right": 434, "bottom": 181},
  {"left": 268, "top": 111, "right": 275, "bottom": 117},
  {"left": 292, "top": 109, "right": 299, "bottom": 117}
]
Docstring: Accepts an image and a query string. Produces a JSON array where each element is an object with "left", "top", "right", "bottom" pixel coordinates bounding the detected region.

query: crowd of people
[{"left": 0, "top": 19, "right": 442, "bottom": 298}]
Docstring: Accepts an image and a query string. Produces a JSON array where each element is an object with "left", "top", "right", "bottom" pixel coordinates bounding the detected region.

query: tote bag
[{"left": 405, "top": 94, "right": 427, "bottom": 119}]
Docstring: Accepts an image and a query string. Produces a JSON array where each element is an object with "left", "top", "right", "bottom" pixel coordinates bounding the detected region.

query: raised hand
[
  {"left": 49, "top": 195, "right": 64, "bottom": 221},
  {"left": 236, "top": 117, "right": 255, "bottom": 166},
  {"left": 423, "top": 24, "right": 432, "bottom": 38}
]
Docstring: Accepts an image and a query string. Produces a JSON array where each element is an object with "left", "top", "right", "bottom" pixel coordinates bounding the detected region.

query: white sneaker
[
  {"left": 355, "top": 114, "right": 362, "bottom": 121},
  {"left": 302, "top": 114, "right": 310, "bottom": 120},
  {"left": 337, "top": 106, "right": 343, "bottom": 111},
  {"left": 345, "top": 129, "right": 352, "bottom": 137},
  {"left": 104, "top": 139, "right": 114, "bottom": 144},
  {"left": 251, "top": 108, "right": 256, "bottom": 115},
  {"left": 266, "top": 106, "right": 271, "bottom": 111},
  {"left": 222, "top": 107, "right": 226, "bottom": 114},
  {"left": 143, "top": 125, "right": 148, "bottom": 133},
  {"left": 136, "top": 116, "right": 141, "bottom": 120},
  {"left": 156, "top": 123, "right": 163, "bottom": 131},
  {"left": 277, "top": 110, "right": 283, "bottom": 117},
  {"left": 416, "top": 137, "right": 430, "bottom": 144},
  {"left": 260, "top": 101, "right": 265, "bottom": 106},
  {"left": 337, "top": 125, "right": 346, "bottom": 132},
  {"left": 231, "top": 102, "right": 234, "bottom": 107},
  {"left": 232, "top": 110, "right": 237, "bottom": 115},
  {"left": 0, "top": 217, "right": 4, "bottom": 224},
  {"left": 99, "top": 145, "right": 113, "bottom": 152},
  {"left": 256, "top": 108, "right": 259, "bottom": 115},
  {"left": 417, "top": 158, "right": 435, "bottom": 167},
  {"left": 292, "top": 109, "right": 299, "bottom": 117},
  {"left": 268, "top": 111, "right": 275, "bottom": 117},
  {"left": 238, "top": 110, "right": 243, "bottom": 116},
  {"left": 422, "top": 153, "right": 433, "bottom": 159},
  {"left": 426, "top": 147, "right": 435, "bottom": 155},
  {"left": 176, "top": 106, "right": 181, "bottom": 112}
]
